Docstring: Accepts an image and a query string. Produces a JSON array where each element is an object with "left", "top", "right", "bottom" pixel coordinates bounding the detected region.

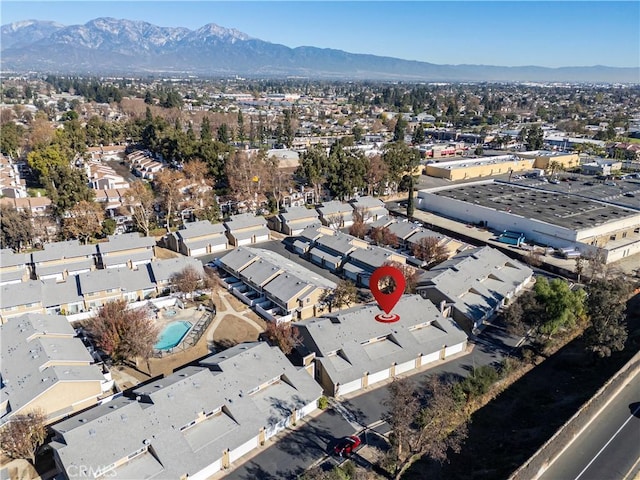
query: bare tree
[
  {"left": 225, "top": 150, "right": 262, "bottom": 208},
  {"left": 264, "top": 321, "right": 302, "bottom": 355},
  {"left": 369, "top": 226, "right": 399, "bottom": 248},
  {"left": 154, "top": 169, "right": 185, "bottom": 231},
  {"left": 170, "top": 265, "right": 204, "bottom": 298},
  {"left": 89, "top": 299, "right": 159, "bottom": 366},
  {"left": 0, "top": 409, "right": 47, "bottom": 464},
  {"left": 62, "top": 200, "right": 104, "bottom": 244},
  {"left": 327, "top": 279, "right": 358, "bottom": 311},
  {"left": 125, "top": 180, "right": 156, "bottom": 236},
  {"left": 383, "top": 377, "right": 468, "bottom": 480},
  {"left": 411, "top": 236, "right": 449, "bottom": 266},
  {"left": 349, "top": 207, "right": 368, "bottom": 239},
  {"left": 383, "top": 260, "right": 419, "bottom": 294}
]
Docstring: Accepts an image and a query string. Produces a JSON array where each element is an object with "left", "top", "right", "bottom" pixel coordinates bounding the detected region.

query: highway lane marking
[
  {"left": 622, "top": 452, "right": 640, "bottom": 480},
  {"left": 574, "top": 403, "right": 640, "bottom": 480}
]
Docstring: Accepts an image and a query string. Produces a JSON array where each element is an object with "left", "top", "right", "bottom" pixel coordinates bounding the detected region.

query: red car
[{"left": 333, "top": 435, "right": 361, "bottom": 457}]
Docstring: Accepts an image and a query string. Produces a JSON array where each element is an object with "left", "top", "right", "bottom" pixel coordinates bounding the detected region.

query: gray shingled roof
[
  {"left": 279, "top": 206, "right": 320, "bottom": 222},
  {"left": 97, "top": 233, "right": 156, "bottom": 254},
  {"left": 1, "top": 313, "right": 103, "bottom": 423},
  {"left": 36, "top": 258, "right": 95, "bottom": 277},
  {"left": 78, "top": 268, "right": 125, "bottom": 294},
  {"left": 316, "top": 200, "right": 354, "bottom": 218},
  {"left": 295, "top": 295, "right": 467, "bottom": 386},
  {"left": 101, "top": 250, "right": 154, "bottom": 267},
  {"left": 41, "top": 278, "right": 83, "bottom": 308},
  {"left": 346, "top": 245, "right": 399, "bottom": 270},
  {"left": 263, "top": 273, "right": 313, "bottom": 304},
  {"left": 385, "top": 221, "right": 422, "bottom": 240},
  {"left": 231, "top": 226, "right": 270, "bottom": 241},
  {"left": 314, "top": 232, "right": 359, "bottom": 256},
  {"left": 0, "top": 248, "right": 28, "bottom": 268},
  {"left": 368, "top": 215, "right": 394, "bottom": 229},
  {"left": 177, "top": 220, "right": 226, "bottom": 240},
  {"left": 224, "top": 213, "right": 267, "bottom": 231},
  {"left": 417, "top": 246, "right": 533, "bottom": 323},
  {"left": 148, "top": 257, "right": 205, "bottom": 284},
  {"left": 239, "top": 258, "right": 283, "bottom": 287},
  {"left": 51, "top": 342, "right": 322, "bottom": 479},
  {"left": 31, "top": 241, "right": 97, "bottom": 263},
  {"left": 218, "top": 246, "right": 259, "bottom": 274},
  {"left": 0, "top": 280, "right": 42, "bottom": 309}
]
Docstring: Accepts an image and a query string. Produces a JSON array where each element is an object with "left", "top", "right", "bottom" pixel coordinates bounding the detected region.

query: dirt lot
[{"left": 211, "top": 314, "right": 267, "bottom": 350}]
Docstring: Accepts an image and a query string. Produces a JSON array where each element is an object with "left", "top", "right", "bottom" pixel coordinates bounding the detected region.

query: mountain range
[{"left": 2, "top": 18, "right": 638, "bottom": 83}]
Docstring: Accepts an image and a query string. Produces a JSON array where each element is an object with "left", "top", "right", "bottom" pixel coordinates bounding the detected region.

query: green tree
[
  {"left": 0, "top": 122, "right": 25, "bottom": 157},
  {"left": 46, "top": 164, "right": 94, "bottom": 215},
  {"left": 27, "top": 143, "right": 69, "bottom": 180},
  {"left": 217, "top": 123, "right": 230, "bottom": 144},
  {"left": 326, "top": 143, "right": 368, "bottom": 200},
  {"left": 102, "top": 218, "right": 117, "bottom": 236},
  {"left": 584, "top": 278, "right": 631, "bottom": 358},
  {"left": 0, "top": 205, "right": 34, "bottom": 251},
  {"left": 200, "top": 116, "right": 212, "bottom": 142},
  {"left": 525, "top": 124, "right": 544, "bottom": 150},
  {"left": 297, "top": 143, "right": 330, "bottom": 202},
  {"left": 236, "top": 110, "right": 245, "bottom": 142},
  {"left": 412, "top": 124, "right": 425, "bottom": 145},
  {"left": 393, "top": 115, "right": 408, "bottom": 142},
  {"left": 534, "top": 277, "right": 586, "bottom": 336}
]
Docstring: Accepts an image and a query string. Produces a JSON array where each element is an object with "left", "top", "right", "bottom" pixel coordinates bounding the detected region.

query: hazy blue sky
[{"left": 2, "top": 1, "right": 638, "bottom": 68}]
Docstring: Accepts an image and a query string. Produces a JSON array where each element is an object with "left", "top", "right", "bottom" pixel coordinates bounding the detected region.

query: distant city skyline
[{"left": 2, "top": 1, "right": 639, "bottom": 69}]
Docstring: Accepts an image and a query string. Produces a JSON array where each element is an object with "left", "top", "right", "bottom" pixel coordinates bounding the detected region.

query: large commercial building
[
  {"left": 417, "top": 181, "right": 640, "bottom": 263},
  {"left": 424, "top": 151, "right": 580, "bottom": 181}
]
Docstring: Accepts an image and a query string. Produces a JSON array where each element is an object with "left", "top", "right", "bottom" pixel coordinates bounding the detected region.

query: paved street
[
  {"left": 537, "top": 371, "right": 640, "bottom": 480},
  {"left": 223, "top": 408, "right": 356, "bottom": 480}
]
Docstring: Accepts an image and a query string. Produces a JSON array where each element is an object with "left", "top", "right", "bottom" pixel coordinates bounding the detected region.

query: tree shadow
[{"left": 212, "top": 338, "right": 238, "bottom": 351}]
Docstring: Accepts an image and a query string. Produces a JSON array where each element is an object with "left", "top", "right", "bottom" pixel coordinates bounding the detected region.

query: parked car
[{"left": 333, "top": 435, "right": 362, "bottom": 457}]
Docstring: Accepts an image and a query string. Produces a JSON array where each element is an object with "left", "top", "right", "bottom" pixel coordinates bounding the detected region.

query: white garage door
[
  {"left": 445, "top": 342, "right": 465, "bottom": 357},
  {"left": 255, "top": 234, "right": 270, "bottom": 243},
  {"left": 238, "top": 238, "right": 253, "bottom": 246},
  {"left": 395, "top": 359, "right": 416, "bottom": 376},
  {"left": 190, "top": 458, "right": 221, "bottom": 480},
  {"left": 296, "top": 399, "right": 318, "bottom": 421},
  {"left": 421, "top": 351, "right": 440, "bottom": 365},
  {"left": 229, "top": 436, "right": 259, "bottom": 463},
  {"left": 337, "top": 378, "right": 362, "bottom": 396},
  {"left": 367, "top": 368, "right": 390, "bottom": 386},
  {"left": 190, "top": 247, "right": 207, "bottom": 257}
]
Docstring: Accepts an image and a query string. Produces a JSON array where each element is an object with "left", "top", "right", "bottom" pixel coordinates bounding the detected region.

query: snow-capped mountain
[{"left": 1, "top": 18, "right": 638, "bottom": 83}]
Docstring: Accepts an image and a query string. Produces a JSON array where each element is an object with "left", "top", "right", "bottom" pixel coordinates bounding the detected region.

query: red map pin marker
[{"left": 369, "top": 265, "right": 405, "bottom": 323}]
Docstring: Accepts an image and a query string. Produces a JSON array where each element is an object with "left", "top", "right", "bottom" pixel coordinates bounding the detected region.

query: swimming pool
[{"left": 154, "top": 321, "right": 192, "bottom": 350}]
